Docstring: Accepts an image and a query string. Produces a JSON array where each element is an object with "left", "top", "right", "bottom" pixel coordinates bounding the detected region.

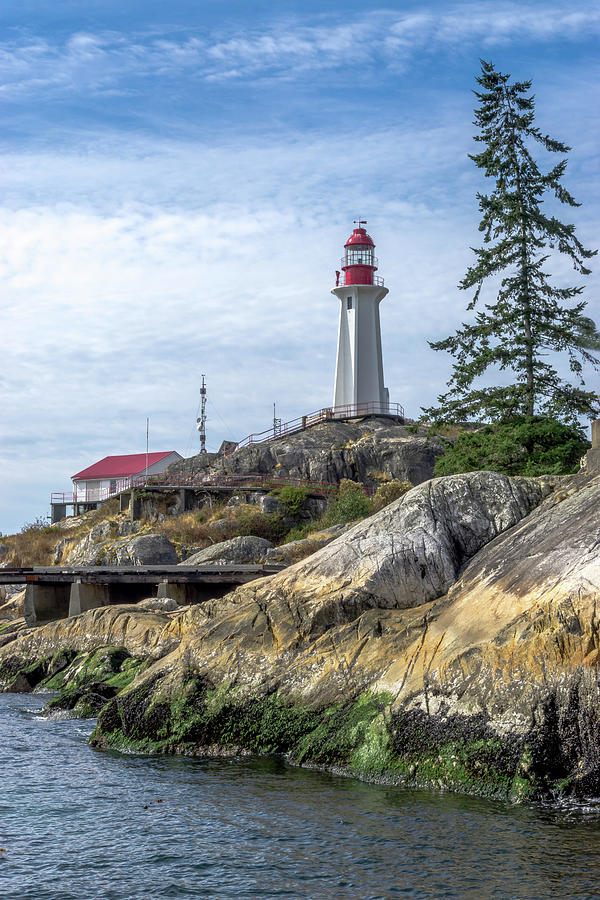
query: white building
[{"left": 71, "top": 451, "right": 182, "bottom": 502}]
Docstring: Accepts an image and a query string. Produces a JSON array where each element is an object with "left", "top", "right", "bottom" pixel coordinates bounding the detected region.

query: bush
[
  {"left": 283, "top": 523, "right": 313, "bottom": 543},
  {"left": 20, "top": 516, "right": 52, "bottom": 534},
  {"left": 235, "top": 505, "right": 288, "bottom": 542},
  {"left": 323, "top": 479, "right": 373, "bottom": 526},
  {"left": 434, "top": 416, "right": 589, "bottom": 478},
  {"left": 372, "top": 480, "right": 413, "bottom": 512},
  {"left": 271, "top": 486, "right": 309, "bottom": 517}
]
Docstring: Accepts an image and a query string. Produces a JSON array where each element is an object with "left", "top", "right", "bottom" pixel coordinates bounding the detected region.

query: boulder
[
  {"left": 63, "top": 527, "right": 177, "bottom": 567},
  {"left": 182, "top": 535, "right": 274, "bottom": 566},
  {"left": 0, "top": 589, "right": 25, "bottom": 620},
  {"left": 257, "top": 495, "right": 284, "bottom": 515},
  {"left": 112, "top": 534, "right": 178, "bottom": 566},
  {"left": 137, "top": 597, "right": 179, "bottom": 612}
]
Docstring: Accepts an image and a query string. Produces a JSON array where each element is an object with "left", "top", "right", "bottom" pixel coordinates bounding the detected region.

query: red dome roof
[{"left": 345, "top": 226, "right": 374, "bottom": 247}]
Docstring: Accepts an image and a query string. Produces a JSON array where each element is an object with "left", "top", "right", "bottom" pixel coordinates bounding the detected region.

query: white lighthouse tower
[{"left": 331, "top": 221, "right": 389, "bottom": 413}]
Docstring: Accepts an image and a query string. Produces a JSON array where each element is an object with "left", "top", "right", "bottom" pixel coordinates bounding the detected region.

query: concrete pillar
[
  {"left": 130, "top": 491, "right": 143, "bottom": 521},
  {"left": 68, "top": 581, "right": 110, "bottom": 617},
  {"left": 51, "top": 503, "right": 67, "bottom": 524},
  {"left": 25, "top": 583, "right": 71, "bottom": 627},
  {"left": 157, "top": 581, "right": 234, "bottom": 606},
  {"left": 157, "top": 581, "right": 190, "bottom": 606},
  {"left": 592, "top": 420, "right": 600, "bottom": 450}
]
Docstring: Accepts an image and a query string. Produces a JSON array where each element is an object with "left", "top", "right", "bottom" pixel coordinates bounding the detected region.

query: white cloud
[{"left": 0, "top": 3, "right": 598, "bottom": 96}]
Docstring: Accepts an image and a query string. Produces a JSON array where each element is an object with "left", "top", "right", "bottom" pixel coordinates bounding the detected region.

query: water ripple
[{"left": 1, "top": 694, "right": 600, "bottom": 899}]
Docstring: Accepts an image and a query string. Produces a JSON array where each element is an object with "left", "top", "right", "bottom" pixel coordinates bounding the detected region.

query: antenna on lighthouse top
[
  {"left": 196, "top": 375, "right": 207, "bottom": 453},
  {"left": 354, "top": 218, "right": 367, "bottom": 228}
]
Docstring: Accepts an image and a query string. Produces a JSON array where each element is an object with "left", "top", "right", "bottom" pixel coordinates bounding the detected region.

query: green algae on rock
[
  {"left": 89, "top": 675, "right": 539, "bottom": 801},
  {"left": 0, "top": 643, "right": 148, "bottom": 717}
]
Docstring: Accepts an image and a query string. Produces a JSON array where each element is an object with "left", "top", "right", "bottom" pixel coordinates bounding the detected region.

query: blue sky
[{"left": 1, "top": 0, "right": 598, "bottom": 534}]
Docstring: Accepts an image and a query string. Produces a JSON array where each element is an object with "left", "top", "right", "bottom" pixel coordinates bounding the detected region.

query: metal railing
[
  {"left": 51, "top": 473, "right": 377, "bottom": 504},
  {"left": 335, "top": 273, "right": 385, "bottom": 287},
  {"left": 52, "top": 476, "right": 136, "bottom": 505},
  {"left": 134, "top": 472, "right": 349, "bottom": 496},
  {"left": 228, "top": 401, "right": 404, "bottom": 454}
]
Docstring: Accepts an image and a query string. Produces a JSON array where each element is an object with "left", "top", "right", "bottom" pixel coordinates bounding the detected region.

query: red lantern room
[{"left": 336, "top": 220, "right": 384, "bottom": 287}]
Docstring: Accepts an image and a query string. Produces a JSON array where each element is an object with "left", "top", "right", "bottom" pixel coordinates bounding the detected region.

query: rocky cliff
[
  {"left": 2, "top": 469, "right": 599, "bottom": 803},
  {"left": 168, "top": 418, "right": 443, "bottom": 488}
]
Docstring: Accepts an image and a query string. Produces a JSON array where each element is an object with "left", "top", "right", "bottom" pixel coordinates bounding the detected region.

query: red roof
[
  {"left": 345, "top": 226, "right": 374, "bottom": 248},
  {"left": 72, "top": 452, "right": 177, "bottom": 481}
]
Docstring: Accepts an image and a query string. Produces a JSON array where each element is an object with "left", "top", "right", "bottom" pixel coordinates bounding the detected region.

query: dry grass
[
  {"left": 152, "top": 509, "right": 217, "bottom": 548},
  {"left": 3, "top": 527, "right": 67, "bottom": 567},
  {"left": 3, "top": 499, "right": 122, "bottom": 567},
  {"left": 284, "top": 537, "right": 326, "bottom": 563}
]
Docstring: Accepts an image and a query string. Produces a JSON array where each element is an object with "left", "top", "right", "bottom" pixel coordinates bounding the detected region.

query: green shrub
[
  {"left": 323, "top": 479, "right": 373, "bottom": 526},
  {"left": 235, "top": 506, "right": 288, "bottom": 542},
  {"left": 283, "top": 523, "right": 312, "bottom": 543},
  {"left": 372, "top": 480, "right": 413, "bottom": 512},
  {"left": 434, "top": 416, "right": 589, "bottom": 477},
  {"left": 271, "top": 485, "right": 309, "bottom": 517}
]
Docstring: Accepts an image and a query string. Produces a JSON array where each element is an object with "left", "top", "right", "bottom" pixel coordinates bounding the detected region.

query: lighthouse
[{"left": 331, "top": 221, "right": 389, "bottom": 413}]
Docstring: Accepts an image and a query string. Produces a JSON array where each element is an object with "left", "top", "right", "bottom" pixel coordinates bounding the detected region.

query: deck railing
[{"left": 51, "top": 472, "right": 376, "bottom": 505}]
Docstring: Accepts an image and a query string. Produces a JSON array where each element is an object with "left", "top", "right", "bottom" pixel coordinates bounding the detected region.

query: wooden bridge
[{"left": 0, "top": 564, "right": 284, "bottom": 627}]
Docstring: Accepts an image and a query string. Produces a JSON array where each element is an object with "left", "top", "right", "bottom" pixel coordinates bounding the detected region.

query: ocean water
[{"left": 1, "top": 694, "right": 600, "bottom": 899}]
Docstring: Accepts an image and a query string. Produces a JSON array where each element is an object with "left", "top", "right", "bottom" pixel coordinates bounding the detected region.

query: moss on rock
[
  {"left": 41, "top": 647, "right": 148, "bottom": 717},
  {"left": 89, "top": 676, "right": 540, "bottom": 800}
]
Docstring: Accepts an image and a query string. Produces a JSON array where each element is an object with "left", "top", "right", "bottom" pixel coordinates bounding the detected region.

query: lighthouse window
[
  {"left": 346, "top": 248, "right": 373, "bottom": 265},
  {"left": 347, "top": 297, "right": 353, "bottom": 310}
]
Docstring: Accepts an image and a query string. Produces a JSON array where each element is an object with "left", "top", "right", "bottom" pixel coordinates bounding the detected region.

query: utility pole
[{"left": 197, "top": 375, "right": 207, "bottom": 453}]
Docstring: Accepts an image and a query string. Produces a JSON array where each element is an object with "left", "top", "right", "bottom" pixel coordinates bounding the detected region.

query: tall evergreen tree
[{"left": 424, "top": 60, "right": 598, "bottom": 425}]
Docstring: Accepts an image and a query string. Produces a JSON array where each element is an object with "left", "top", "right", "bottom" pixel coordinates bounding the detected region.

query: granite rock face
[
  {"left": 59, "top": 520, "right": 145, "bottom": 565},
  {"left": 213, "top": 471, "right": 549, "bottom": 649},
  {"left": 167, "top": 418, "right": 443, "bottom": 489},
  {"left": 6, "top": 470, "right": 600, "bottom": 802}
]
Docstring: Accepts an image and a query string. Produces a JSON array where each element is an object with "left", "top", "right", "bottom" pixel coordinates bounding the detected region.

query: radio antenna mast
[
  {"left": 197, "top": 375, "right": 207, "bottom": 453},
  {"left": 273, "top": 401, "right": 281, "bottom": 436}
]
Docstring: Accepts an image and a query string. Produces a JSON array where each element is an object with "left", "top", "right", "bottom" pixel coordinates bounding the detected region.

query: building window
[{"left": 347, "top": 297, "right": 353, "bottom": 310}]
